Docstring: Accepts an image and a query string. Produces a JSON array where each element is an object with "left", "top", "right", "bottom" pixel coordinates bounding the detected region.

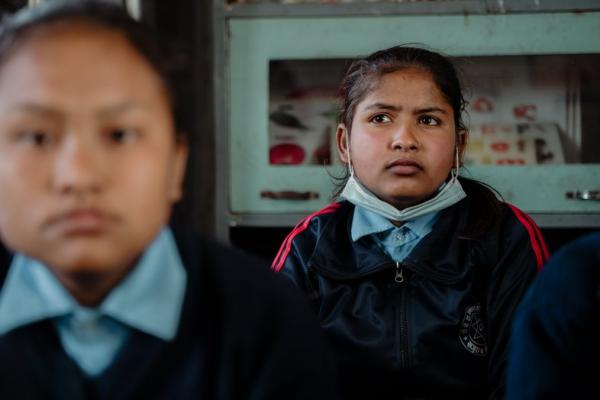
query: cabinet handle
[
  {"left": 260, "top": 190, "right": 320, "bottom": 200},
  {"left": 566, "top": 190, "right": 600, "bottom": 201}
]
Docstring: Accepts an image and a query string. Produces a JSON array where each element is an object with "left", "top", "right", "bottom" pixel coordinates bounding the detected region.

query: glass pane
[
  {"left": 268, "top": 54, "right": 600, "bottom": 166},
  {"left": 456, "top": 55, "right": 600, "bottom": 166},
  {"left": 268, "top": 59, "right": 347, "bottom": 165}
]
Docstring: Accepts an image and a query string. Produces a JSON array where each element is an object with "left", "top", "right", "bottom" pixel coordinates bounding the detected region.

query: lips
[
  {"left": 46, "top": 209, "right": 118, "bottom": 235},
  {"left": 385, "top": 158, "right": 423, "bottom": 175}
]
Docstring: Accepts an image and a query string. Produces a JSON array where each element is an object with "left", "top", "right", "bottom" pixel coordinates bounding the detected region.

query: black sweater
[{"left": 0, "top": 230, "right": 339, "bottom": 399}]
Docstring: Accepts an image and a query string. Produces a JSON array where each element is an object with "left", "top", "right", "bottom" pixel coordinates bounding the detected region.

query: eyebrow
[
  {"left": 416, "top": 107, "right": 448, "bottom": 115},
  {"left": 363, "top": 103, "right": 448, "bottom": 115},
  {"left": 97, "top": 102, "right": 149, "bottom": 119},
  {"left": 364, "top": 103, "right": 400, "bottom": 112},
  {"left": 8, "top": 101, "right": 148, "bottom": 119},
  {"left": 10, "top": 103, "right": 63, "bottom": 119}
]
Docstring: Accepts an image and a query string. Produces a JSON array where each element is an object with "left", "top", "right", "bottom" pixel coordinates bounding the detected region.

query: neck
[{"left": 55, "top": 267, "right": 133, "bottom": 307}]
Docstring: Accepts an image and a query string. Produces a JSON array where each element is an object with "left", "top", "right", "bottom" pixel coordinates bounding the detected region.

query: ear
[
  {"left": 456, "top": 129, "right": 467, "bottom": 167},
  {"left": 169, "top": 136, "right": 189, "bottom": 203},
  {"left": 336, "top": 123, "right": 350, "bottom": 164}
]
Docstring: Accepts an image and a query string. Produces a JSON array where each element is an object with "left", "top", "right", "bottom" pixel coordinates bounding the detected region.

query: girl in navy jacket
[{"left": 273, "top": 45, "right": 548, "bottom": 399}]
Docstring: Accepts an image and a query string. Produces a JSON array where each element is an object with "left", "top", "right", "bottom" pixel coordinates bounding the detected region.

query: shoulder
[
  {"left": 499, "top": 203, "right": 549, "bottom": 270},
  {"left": 525, "top": 232, "right": 600, "bottom": 307},
  {"left": 459, "top": 178, "right": 545, "bottom": 256},
  {"left": 171, "top": 227, "right": 309, "bottom": 315},
  {"left": 290, "top": 201, "right": 347, "bottom": 237},
  {"left": 172, "top": 227, "right": 273, "bottom": 284},
  {"left": 453, "top": 181, "right": 549, "bottom": 271},
  {"left": 555, "top": 232, "right": 600, "bottom": 264},
  {"left": 272, "top": 202, "right": 348, "bottom": 273},
  {"left": 149, "top": 229, "right": 340, "bottom": 398},
  {"left": 544, "top": 232, "right": 600, "bottom": 282}
]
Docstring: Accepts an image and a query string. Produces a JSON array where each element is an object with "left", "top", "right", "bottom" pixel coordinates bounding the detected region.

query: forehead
[
  {"left": 360, "top": 67, "right": 450, "bottom": 108},
  {"left": 0, "top": 23, "right": 167, "bottom": 107}
]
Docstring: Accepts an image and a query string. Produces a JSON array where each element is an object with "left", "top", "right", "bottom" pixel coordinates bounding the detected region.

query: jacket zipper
[
  {"left": 394, "top": 262, "right": 409, "bottom": 368},
  {"left": 313, "top": 260, "right": 412, "bottom": 367},
  {"left": 394, "top": 261, "right": 404, "bottom": 283}
]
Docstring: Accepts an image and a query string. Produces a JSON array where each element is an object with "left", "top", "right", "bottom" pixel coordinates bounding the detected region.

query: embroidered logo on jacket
[{"left": 459, "top": 304, "right": 488, "bottom": 356}]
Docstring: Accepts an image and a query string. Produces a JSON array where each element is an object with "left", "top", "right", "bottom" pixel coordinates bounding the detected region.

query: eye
[
  {"left": 108, "top": 128, "right": 140, "bottom": 144},
  {"left": 18, "top": 129, "right": 53, "bottom": 148},
  {"left": 369, "top": 114, "right": 392, "bottom": 124},
  {"left": 418, "top": 115, "right": 440, "bottom": 126}
]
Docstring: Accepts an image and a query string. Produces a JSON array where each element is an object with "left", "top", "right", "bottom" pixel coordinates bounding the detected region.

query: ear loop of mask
[
  {"left": 451, "top": 137, "right": 461, "bottom": 180},
  {"left": 345, "top": 129, "right": 355, "bottom": 177}
]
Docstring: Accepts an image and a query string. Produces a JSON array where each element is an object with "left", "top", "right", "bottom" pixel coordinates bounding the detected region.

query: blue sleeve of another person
[{"left": 507, "top": 232, "right": 600, "bottom": 399}]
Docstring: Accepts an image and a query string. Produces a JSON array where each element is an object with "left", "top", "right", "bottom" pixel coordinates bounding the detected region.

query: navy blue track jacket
[{"left": 274, "top": 193, "right": 547, "bottom": 399}]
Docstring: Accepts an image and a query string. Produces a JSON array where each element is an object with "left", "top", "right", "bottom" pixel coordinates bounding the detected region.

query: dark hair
[
  {"left": 335, "top": 45, "right": 504, "bottom": 237},
  {"left": 0, "top": 0, "right": 182, "bottom": 135}
]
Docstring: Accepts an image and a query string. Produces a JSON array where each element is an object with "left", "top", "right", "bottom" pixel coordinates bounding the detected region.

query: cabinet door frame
[{"left": 215, "top": 6, "right": 600, "bottom": 236}]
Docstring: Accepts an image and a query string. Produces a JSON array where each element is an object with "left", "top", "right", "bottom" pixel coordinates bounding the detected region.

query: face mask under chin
[{"left": 339, "top": 170, "right": 466, "bottom": 222}]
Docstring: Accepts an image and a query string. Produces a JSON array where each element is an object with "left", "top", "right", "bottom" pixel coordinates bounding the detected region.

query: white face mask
[{"left": 339, "top": 131, "right": 466, "bottom": 222}]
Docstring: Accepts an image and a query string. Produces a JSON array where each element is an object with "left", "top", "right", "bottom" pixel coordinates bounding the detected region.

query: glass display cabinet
[{"left": 214, "top": 0, "right": 600, "bottom": 238}]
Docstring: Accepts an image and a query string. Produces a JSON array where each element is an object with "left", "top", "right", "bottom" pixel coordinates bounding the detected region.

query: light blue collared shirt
[
  {"left": 351, "top": 205, "right": 439, "bottom": 263},
  {"left": 0, "top": 228, "right": 187, "bottom": 376}
]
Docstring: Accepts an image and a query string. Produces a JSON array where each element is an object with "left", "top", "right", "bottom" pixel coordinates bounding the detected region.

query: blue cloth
[
  {"left": 506, "top": 232, "right": 600, "bottom": 399},
  {"left": 0, "top": 228, "right": 187, "bottom": 376},
  {"left": 351, "top": 205, "right": 439, "bottom": 263}
]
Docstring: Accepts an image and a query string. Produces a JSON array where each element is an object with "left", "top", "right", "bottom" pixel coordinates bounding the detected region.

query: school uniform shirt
[
  {"left": 351, "top": 205, "right": 439, "bottom": 265},
  {"left": 0, "top": 228, "right": 186, "bottom": 376},
  {"left": 0, "top": 227, "right": 340, "bottom": 400}
]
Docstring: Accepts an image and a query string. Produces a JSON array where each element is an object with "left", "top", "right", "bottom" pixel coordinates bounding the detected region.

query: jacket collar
[{"left": 308, "top": 200, "right": 474, "bottom": 284}]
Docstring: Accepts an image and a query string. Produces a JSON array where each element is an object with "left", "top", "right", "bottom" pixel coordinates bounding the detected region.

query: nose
[
  {"left": 53, "top": 135, "right": 102, "bottom": 196},
  {"left": 391, "top": 121, "right": 419, "bottom": 152}
]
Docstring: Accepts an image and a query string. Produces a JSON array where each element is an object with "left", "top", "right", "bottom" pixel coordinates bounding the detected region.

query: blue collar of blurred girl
[{"left": 0, "top": 227, "right": 187, "bottom": 376}]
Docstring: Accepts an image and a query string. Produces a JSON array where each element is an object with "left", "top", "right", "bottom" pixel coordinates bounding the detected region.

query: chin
[
  {"left": 48, "top": 258, "right": 116, "bottom": 276},
  {"left": 44, "top": 247, "right": 135, "bottom": 277},
  {"left": 386, "top": 192, "right": 433, "bottom": 209}
]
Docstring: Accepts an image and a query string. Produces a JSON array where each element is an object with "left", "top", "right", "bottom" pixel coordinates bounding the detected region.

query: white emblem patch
[{"left": 459, "top": 304, "right": 488, "bottom": 356}]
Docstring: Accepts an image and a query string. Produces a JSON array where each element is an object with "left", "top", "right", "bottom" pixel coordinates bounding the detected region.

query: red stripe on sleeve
[
  {"left": 520, "top": 211, "right": 550, "bottom": 261},
  {"left": 507, "top": 204, "right": 547, "bottom": 270},
  {"left": 272, "top": 203, "right": 341, "bottom": 273}
]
